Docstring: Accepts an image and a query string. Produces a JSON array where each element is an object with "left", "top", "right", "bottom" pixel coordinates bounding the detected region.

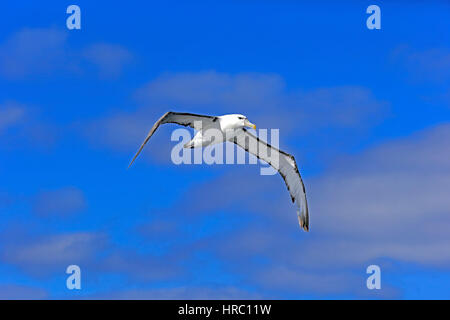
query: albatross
[{"left": 128, "top": 112, "right": 309, "bottom": 231}]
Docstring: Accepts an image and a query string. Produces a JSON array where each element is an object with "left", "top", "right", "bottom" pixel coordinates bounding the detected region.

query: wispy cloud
[
  {"left": 83, "top": 71, "right": 388, "bottom": 165},
  {"left": 0, "top": 27, "right": 133, "bottom": 80},
  {"left": 0, "top": 226, "right": 186, "bottom": 285},
  {"left": 0, "top": 284, "right": 48, "bottom": 299},
  {"left": 32, "top": 187, "right": 87, "bottom": 218},
  {"left": 392, "top": 45, "right": 450, "bottom": 83},
  {"left": 0, "top": 100, "right": 58, "bottom": 150},
  {"left": 93, "top": 286, "right": 262, "bottom": 300},
  {"left": 82, "top": 43, "right": 132, "bottom": 78},
  {"left": 307, "top": 123, "right": 450, "bottom": 266},
  {"left": 1, "top": 232, "right": 107, "bottom": 277},
  {"left": 133, "top": 71, "right": 387, "bottom": 132},
  {"left": 127, "top": 122, "right": 450, "bottom": 297},
  {"left": 0, "top": 27, "right": 68, "bottom": 79},
  {"left": 98, "top": 250, "right": 185, "bottom": 282},
  {"left": 0, "top": 101, "right": 26, "bottom": 132}
]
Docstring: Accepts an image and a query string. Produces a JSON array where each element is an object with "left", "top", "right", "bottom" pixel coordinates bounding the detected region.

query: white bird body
[
  {"left": 184, "top": 114, "right": 253, "bottom": 148},
  {"left": 129, "top": 111, "right": 309, "bottom": 231}
]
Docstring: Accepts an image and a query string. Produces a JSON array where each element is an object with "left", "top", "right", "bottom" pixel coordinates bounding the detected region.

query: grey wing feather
[
  {"left": 128, "top": 111, "right": 216, "bottom": 168},
  {"left": 232, "top": 129, "right": 309, "bottom": 231}
]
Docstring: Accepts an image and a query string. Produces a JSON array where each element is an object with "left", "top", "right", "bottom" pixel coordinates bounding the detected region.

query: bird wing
[
  {"left": 232, "top": 128, "right": 309, "bottom": 231},
  {"left": 128, "top": 111, "right": 217, "bottom": 168}
]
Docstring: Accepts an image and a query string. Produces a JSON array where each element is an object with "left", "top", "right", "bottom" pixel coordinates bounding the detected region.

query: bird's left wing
[
  {"left": 232, "top": 129, "right": 309, "bottom": 231},
  {"left": 128, "top": 111, "right": 217, "bottom": 168}
]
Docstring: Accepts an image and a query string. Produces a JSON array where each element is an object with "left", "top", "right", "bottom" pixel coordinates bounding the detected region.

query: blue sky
[{"left": 0, "top": 1, "right": 449, "bottom": 299}]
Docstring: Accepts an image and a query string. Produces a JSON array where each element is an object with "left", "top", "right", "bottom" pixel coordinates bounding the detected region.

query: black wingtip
[{"left": 298, "top": 211, "right": 309, "bottom": 232}]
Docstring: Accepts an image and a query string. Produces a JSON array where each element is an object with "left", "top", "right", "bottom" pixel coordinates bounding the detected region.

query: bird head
[{"left": 230, "top": 114, "right": 256, "bottom": 130}]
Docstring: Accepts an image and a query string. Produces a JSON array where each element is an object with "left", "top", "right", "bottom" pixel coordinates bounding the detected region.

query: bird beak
[{"left": 244, "top": 119, "right": 256, "bottom": 129}]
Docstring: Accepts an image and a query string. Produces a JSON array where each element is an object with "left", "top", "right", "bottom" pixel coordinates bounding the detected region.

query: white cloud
[
  {"left": 0, "top": 27, "right": 68, "bottom": 79},
  {"left": 142, "top": 122, "right": 450, "bottom": 297},
  {"left": 0, "top": 101, "right": 26, "bottom": 132},
  {"left": 32, "top": 187, "right": 87, "bottom": 217},
  {"left": 1, "top": 232, "right": 107, "bottom": 276},
  {"left": 93, "top": 286, "right": 262, "bottom": 300},
  {"left": 0, "top": 284, "right": 48, "bottom": 299},
  {"left": 82, "top": 43, "right": 132, "bottom": 78},
  {"left": 0, "top": 100, "right": 58, "bottom": 150},
  {"left": 84, "top": 71, "right": 388, "bottom": 165},
  {"left": 392, "top": 45, "right": 450, "bottom": 84},
  {"left": 304, "top": 123, "right": 450, "bottom": 266},
  {"left": 0, "top": 27, "right": 132, "bottom": 79}
]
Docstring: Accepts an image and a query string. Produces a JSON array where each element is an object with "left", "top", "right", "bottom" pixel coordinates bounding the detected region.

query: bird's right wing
[
  {"left": 232, "top": 128, "right": 309, "bottom": 231},
  {"left": 128, "top": 111, "right": 217, "bottom": 168}
]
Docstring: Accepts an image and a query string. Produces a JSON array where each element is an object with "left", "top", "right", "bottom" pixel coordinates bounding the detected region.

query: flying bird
[{"left": 128, "top": 112, "right": 309, "bottom": 231}]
